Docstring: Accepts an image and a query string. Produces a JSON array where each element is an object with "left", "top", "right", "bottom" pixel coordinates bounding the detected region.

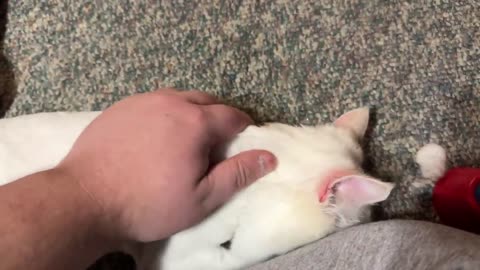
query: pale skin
[{"left": 0, "top": 89, "right": 277, "bottom": 270}]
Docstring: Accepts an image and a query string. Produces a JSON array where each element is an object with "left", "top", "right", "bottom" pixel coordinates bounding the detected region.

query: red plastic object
[{"left": 432, "top": 167, "right": 480, "bottom": 234}]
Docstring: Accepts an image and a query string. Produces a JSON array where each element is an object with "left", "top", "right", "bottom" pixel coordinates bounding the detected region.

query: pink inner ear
[
  {"left": 330, "top": 175, "right": 394, "bottom": 207},
  {"left": 318, "top": 170, "right": 358, "bottom": 203},
  {"left": 336, "top": 177, "right": 378, "bottom": 205},
  {"left": 333, "top": 107, "right": 369, "bottom": 138},
  {"left": 334, "top": 114, "right": 353, "bottom": 128}
]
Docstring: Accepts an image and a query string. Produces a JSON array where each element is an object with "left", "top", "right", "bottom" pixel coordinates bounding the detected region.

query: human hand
[{"left": 55, "top": 89, "right": 276, "bottom": 243}]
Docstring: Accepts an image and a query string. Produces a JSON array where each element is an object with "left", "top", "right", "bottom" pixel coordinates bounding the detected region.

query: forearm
[{"left": 0, "top": 169, "right": 115, "bottom": 270}]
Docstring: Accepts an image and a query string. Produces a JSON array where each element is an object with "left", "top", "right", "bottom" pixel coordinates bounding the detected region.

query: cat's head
[{"left": 256, "top": 107, "right": 394, "bottom": 228}]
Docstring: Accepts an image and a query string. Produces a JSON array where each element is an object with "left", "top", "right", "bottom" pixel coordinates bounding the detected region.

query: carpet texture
[{"left": 1, "top": 0, "right": 479, "bottom": 269}]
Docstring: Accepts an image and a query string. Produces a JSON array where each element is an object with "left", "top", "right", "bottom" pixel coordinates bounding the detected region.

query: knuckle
[
  {"left": 189, "top": 89, "right": 214, "bottom": 97},
  {"left": 215, "top": 105, "right": 236, "bottom": 117},
  {"left": 186, "top": 109, "right": 211, "bottom": 141},
  {"left": 187, "top": 89, "right": 204, "bottom": 96},
  {"left": 213, "top": 106, "right": 251, "bottom": 129},
  {"left": 234, "top": 160, "right": 250, "bottom": 189},
  {"left": 189, "top": 107, "right": 209, "bottom": 124},
  {"left": 222, "top": 106, "right": 252, "bottom": 127}
]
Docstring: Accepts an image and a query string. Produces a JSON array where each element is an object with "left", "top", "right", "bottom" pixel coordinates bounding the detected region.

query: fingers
[
  {"left": 202, "top": 104, "right": 254, "bottom": 143},
  {"left": 153, "top": 88, "right": 254, "bottom": 144},
  {"left": 178, "top": 90, "right": 219, "bottom": 105},
  {"left": 197, "top": 150, "right": 277, "bottom": 213},
  {"left": 153, "top": 88, "right": 219, "bottom": 105}
]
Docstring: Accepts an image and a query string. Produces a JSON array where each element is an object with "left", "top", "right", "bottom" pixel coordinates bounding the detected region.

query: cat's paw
[{"left": 415, "top": 143, "right": 447, "bottom": 181}]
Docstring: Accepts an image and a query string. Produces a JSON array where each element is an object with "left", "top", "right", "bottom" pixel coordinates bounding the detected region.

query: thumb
[{"left": 198, "top": 150, "right": 277, "bottom": 213}]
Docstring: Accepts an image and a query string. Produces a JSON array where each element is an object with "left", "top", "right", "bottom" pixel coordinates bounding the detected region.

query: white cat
[{"left": 0, "top": 107, "right": 395, "bottom": 270}]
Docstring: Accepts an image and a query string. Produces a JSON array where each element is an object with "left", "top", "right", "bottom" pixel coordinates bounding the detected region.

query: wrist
[
  {"left": 45, "top": 168, "right": 120, "bottom": 254},
  {"left": 0, "top": 168, "right": 119, "bottom": 269}
]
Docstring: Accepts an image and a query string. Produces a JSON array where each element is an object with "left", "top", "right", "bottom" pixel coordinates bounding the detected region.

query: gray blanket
[{"left": 1, "top": 1, "right": 479, "bottom": 269}]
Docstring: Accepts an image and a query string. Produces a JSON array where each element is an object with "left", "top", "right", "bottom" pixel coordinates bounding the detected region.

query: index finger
[
  {"left": 202, "top": 104, "right": 254, "bottom": 144},
  {"left": 154, "top": 89, "right": 220, "bottom": 105},
  {"left": 177, "top": 90, "right": 220, "bottom": 105}
]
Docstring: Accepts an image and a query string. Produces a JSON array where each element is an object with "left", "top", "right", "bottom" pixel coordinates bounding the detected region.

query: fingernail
[{"left": 259, "top": 153, "right": 277, "bottom": 176}]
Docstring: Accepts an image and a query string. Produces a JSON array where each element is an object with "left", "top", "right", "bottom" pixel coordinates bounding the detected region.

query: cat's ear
[
  {"left": 331, "top": 175, "right": 394, "bottom": 209},
  {"left": 334, "top": 107, "right": 370, "bottom": 139}
]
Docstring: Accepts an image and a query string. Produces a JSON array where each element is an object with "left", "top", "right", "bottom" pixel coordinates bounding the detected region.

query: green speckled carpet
[{"left": 1, "top": 1, "right": 479, "bottom": 269}]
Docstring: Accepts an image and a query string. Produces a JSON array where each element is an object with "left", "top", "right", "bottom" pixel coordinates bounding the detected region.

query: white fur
[
  {"left": 0, "top": 108, "right": 394, "bottom": 270},
  {"left": 0, "top": 111, "right": 101, "bottom": 183}
]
